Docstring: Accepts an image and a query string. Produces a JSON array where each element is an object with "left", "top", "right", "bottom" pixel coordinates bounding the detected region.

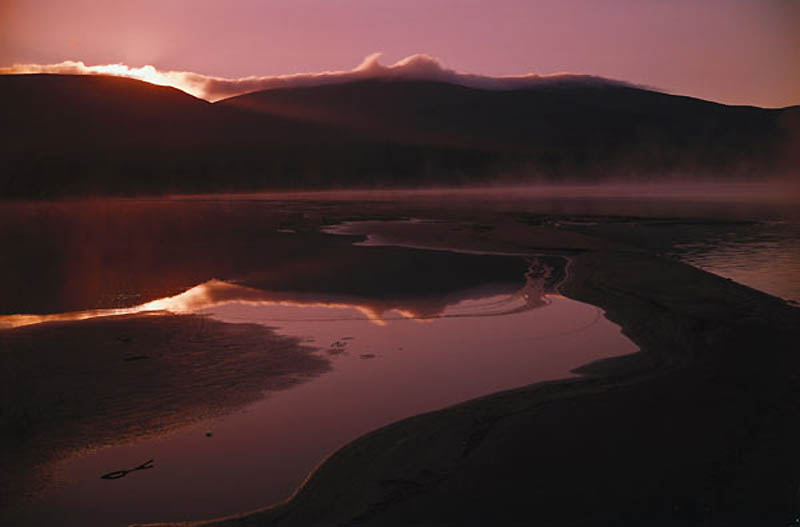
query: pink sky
[{"left": 1, "top": 0, "right": 798, "bottom": 108}]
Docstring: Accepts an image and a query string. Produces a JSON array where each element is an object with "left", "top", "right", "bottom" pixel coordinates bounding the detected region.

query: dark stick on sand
[{"left": 100, "top": 459, "right": 154, "bottom": 480}]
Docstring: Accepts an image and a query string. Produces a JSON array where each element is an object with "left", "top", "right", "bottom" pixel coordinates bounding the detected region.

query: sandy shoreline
[
  {"left": 136, "top": 216, "right": 800, "bottom": 526},
  {"left": 2, "top": 203, "right": 798, "bottom": 526}
]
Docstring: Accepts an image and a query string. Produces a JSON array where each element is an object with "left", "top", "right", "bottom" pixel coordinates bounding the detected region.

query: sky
[{"left": 1, "top": 0, "right": 798, "bottom": 107}]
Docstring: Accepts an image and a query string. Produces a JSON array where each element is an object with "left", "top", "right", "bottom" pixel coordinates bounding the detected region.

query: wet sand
[
  {"left": 138, "top": 214, "right": 800, "bottom": 526},
  {"left": 0, "top": 314, "right": 329, "bottom": 509}
]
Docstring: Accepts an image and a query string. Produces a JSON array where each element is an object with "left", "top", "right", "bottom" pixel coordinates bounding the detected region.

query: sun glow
[
  {"left": 0, "top": 60, "right": 208, "bottom": 98},
  {"left": 89, "top": 64, "right": 171, "bottom": 87}
]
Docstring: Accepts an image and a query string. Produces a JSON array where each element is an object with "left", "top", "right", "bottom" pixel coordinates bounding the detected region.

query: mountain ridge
[{"left": 1, "top": 74, "right": 796, "bottom": 197}]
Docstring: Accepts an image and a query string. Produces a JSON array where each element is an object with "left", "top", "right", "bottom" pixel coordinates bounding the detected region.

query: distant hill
[
  {"left": 219, "top": 79, "right": 799, "bottom": 177},
  {"left": 1, "top": 74, "right": 797, "bottom": 197}
]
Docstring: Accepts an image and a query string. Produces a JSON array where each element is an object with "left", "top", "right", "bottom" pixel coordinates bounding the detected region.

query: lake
[{"left": 1, "top": 184, "right": 797, "bottom": 526}]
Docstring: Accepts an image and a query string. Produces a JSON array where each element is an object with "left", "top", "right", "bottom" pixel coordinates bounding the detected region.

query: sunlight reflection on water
[{"left": 4, "top": 272, "right": 636, "bottom": 527}]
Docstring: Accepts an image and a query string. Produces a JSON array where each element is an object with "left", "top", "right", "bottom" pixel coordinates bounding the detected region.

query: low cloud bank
[{"left": 0, "top": 53, "right": 630, "bottom": 102}]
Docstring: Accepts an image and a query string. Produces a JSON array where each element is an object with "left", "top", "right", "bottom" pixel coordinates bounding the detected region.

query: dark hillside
[{"left": 1, "top": 75, "right": 796, "bottom": 197}]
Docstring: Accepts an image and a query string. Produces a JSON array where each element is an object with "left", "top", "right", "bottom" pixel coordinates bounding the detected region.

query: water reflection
[
  {"left": 11, "top": 189, "right": 793, "bottom": 526},
  {"left": 0, "top": 200, "right": 533, "bottom": 316},
  {"left": 0, "top": 252, "right": 635, "bottom": 527},
  {"left": 0, "top": 255, "right": 554, "bottom": 329}
]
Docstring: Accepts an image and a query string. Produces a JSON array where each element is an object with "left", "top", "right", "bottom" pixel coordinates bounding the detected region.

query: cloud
[{"left": 0, "top": 53, "right": 631, "bottom": 102}]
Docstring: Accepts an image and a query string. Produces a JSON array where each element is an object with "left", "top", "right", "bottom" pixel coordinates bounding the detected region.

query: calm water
[
  {"left": 4, "top": 276, "right": 635, "bottom": 526},
  {"left": 668, "top": 221, "right": 800, "bottom": 304},
  {"left": 1, "top": 185, "right": 797, "bottom": 526}
]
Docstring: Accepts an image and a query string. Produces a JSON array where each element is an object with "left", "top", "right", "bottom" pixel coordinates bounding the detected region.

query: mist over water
[
  {"left": 193, "top": 181, "right": 800, "bottom": 218},
  {"left": 173, "top": 182, "right": 800, "bottom": 302},
  {"left": 2, "top": 181, "right": 797, "bottom": 306}
]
